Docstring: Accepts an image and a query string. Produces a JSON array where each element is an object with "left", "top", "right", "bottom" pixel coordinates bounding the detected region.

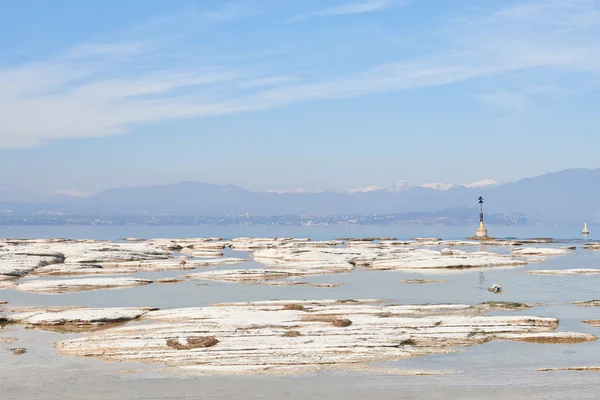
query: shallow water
[{"left": 2, "top": 225, "right": 600, "bottom": 399}]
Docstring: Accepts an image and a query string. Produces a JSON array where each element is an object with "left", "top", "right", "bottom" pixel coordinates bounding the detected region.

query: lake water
[
  {"left": 0, "top": 222, "right": 595, "bottom": 241},
  {"left": 2, "top": 224, "right": 600, "bottom": 399}
]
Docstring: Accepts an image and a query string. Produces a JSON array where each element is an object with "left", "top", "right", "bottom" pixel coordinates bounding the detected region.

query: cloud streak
[
  {"left": 300, "top": 0, "right": 400, "bottom": 17},
  {"left": 1, "top": 0, "right": 599, "bottom": 148}
]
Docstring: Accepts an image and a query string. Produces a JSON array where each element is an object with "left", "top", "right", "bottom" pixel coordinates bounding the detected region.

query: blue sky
[{"left": 1, "top": 0, "right": 600, "bottom": 194}]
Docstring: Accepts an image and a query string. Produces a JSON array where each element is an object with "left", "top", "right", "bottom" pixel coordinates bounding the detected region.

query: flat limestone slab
[
  {"left": 526, "top": 269, "right": 600, "bottom": 275},
  {"left": 512, "top": 247, "right": 572, "bottom": 256},
  {"left": 0, "top": 279, "right": 17, "bottom": 289},
  {"left": 14, "top": 277, "right": 153, "bottom": 294},
  {"left": 495, "top": 332, "right": 596, "bottom": 344},
  {"left": 4, "top": 307, "right": 155, "bottom": 332},
  {"left": 538, "top": 366, "right": 600, "bottom": 372},
  {"left": 185, "top": 269, "right": 305, "bottom": 283},
  {"left": 53, "top": 300, "right": 591, "bottom": 375},
  {"left": 253, "top": 246, "right": 527, "bottom": 274}
]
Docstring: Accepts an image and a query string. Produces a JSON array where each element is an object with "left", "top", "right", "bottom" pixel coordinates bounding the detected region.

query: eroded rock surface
[
  {"left": 399, "top": 279, "right": 448, "bottom": 284},
  {"left": 253, "top": 245, "right": 526, "bottom": 274},
  {"left": 527, "top": 269, "right": 600, "bottom": 275},
  {"left": 15, "top": 277, "right": 153, "bottom": 294},
  {"left": 572, "top": 300, "right": 600, "bottom": 307},
  {"left": 4, "top": 307, "right": 155, "bottom": 332},
  {"left": 512, "top": 247, "right": 572, "bottom": 256},
  {"left": 539, "top": 366, "right": 600, "bottom": 372},
  {"left": 53, "top": 300, "right": 590, "bottom": 375},
  {"left": 0, "top": 238, "right": 247, "bottom": 282}
]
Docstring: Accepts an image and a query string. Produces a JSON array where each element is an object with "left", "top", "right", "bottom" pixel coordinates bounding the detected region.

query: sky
[{"left": 1, "top": 0, "right": 600, "bottom": 195}]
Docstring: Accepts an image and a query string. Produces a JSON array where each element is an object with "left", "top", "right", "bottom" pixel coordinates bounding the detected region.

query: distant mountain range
[{"left": 1, "top": 168, "right": 599, "bottom": 224}]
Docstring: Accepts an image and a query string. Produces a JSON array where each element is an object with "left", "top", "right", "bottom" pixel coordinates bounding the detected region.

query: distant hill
[{"left": 1, "top": 168, "right": 599, "bottom": 223}]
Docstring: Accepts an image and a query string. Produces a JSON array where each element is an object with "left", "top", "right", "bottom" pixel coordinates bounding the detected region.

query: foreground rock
[
  {"left": 4, "top": 307, "right": 155, "bottom": 332},
  {"left": 15, "top": 277, "right": 153, "bottom": 294},
  {"left": 54, "top": 300, "right": 590, "bottom": 375}
]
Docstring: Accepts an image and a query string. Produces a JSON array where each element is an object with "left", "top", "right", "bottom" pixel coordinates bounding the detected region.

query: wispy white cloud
[
  {"left": 203, "top": 3, "right": 245, "bottom": 22},
  {"left": 478, "top": 90, "right": 534, "bottom": 112},
  {"left": 294, "top": 0, "right": 402, "bottom": 19},
  {"left": 1, "top": 0, "right": 599, "bottom": 148},
  {"left": 238, "top": 75, "right": 294, "bottom": 89},
  {"left": 66, "top": 42, "right": 150, "bottom": 58}
]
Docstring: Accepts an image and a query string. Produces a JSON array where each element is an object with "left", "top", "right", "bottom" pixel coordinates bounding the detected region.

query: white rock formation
[
  {"left": 15, "top": 277, "right": 153, "bottom": 294},
  {"left": 526, "top": 269, "right": 600, "bottom": 275},
  {"left": 0, "top": 238, "right": 246, "bottom": 280},
  {"left": 5, "top": 307, "right": 154, "bottom": 331},
  {"left": 512, "top": 247, "right": 572, "bottom": 256},
  {"left": 53, "top": 300, "right": 590, "bottom": 375},
  {"left": 185, "top": 269, "right": 305, "bottom": 283},
  {"left": 253, "top": 245, "right": 526, "bottom": 273}
]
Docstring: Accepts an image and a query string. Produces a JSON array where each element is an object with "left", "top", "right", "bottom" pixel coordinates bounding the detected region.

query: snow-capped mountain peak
[
  {"left": 344, "top": 185, "right": 386, "bottom": 193},
  {"left": 419, "top": 183, "right": 457, "bottom": 191},
  {"left": 388, "top": 180, "right": 415, "bottom": 192},
  {"left": 270, "top": 179, "right": 505, "bottom": 194},
  {"left": 462, "top": 179, "right": 503, "bottom": 189}
]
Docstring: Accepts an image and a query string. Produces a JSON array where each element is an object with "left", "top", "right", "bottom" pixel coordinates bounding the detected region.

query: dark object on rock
[
  {"left": 166, "top": 336, "right": 219, "bottom": 350},
  {"left": 282, "top": 330, "right": 302, "bottom": 337},
  {"left": 283, "top": 304, "right": 307, "bottom": 311},
  {"left": 332, "top": 319, "right": 353, "bottom": 327},
  {"left": 11, "top": 348, "right": 27, "bottom": 355},
  {"left": 488, "top": 284, "right": 502, "bottom": 294}
]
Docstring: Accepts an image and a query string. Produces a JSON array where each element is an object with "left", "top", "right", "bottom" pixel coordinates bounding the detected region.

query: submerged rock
[
  {"left": 526, "top": 269, "right": 600, "bottom": 275},
  {"left": 156, "top": 278, "right": 184, "bottom": 284},
  {"left": 572, "top": 300, "right": 600, "bottom": 307},
  {"left": 476, "top": 301, "right": 530, "bottom": 311},
  {"left": 497, "top": 332, "right": 596, "bottom": 344},
  {"left": 538, "top": 366, "right": 600, "bottom": 372},
  {"left": 399, "top": 279, "right": 448, "bottom": 284},
  {"left": 582, "top": 320, "right": 600, "bottom": 327},
  {"left": 186, "top": 269, "right": 304, "bottom": 283},
  {"left": 10, "top": 347, "right": 26, "bottom": 355}
]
